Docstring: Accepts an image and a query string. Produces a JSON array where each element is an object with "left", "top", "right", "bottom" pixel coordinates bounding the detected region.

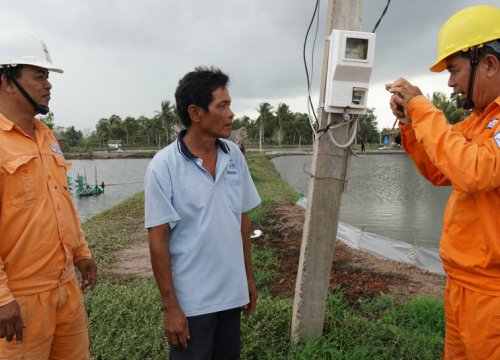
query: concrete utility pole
[{"left": 291, "top": 0, "right": 363, "bottom": 345}]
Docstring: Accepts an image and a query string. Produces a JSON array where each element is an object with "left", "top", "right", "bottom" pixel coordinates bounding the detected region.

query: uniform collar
[
  {"left": 0, "top": 113, "right": 50, "bottom": 134},
  {"left": 0, "top": 113, "right": 15, "bottom": 131},
  {"left": 176, "top": 129, "right": 230, "bottom": 160}
]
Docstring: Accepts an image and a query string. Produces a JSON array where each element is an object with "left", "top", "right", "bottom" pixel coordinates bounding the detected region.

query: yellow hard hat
[{"left": 430, "top": 5, "right": 500, "bottom": 72}]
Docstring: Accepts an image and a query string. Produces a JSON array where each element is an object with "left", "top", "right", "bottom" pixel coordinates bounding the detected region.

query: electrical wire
[
  {"left": 326, "top": 113, "right": 358, "bottom": 148},
  {"left": 307, "top": 5, "right": 321, "bottom": 138},
  {"left": 304, "top": 0, "right": 393, "bottom": 149},
  {"left": 303, "top": 0, "right": 321, "bottom": 136},
  {"left": 372, "top": 0, "right": 392, "bottom": 33}
]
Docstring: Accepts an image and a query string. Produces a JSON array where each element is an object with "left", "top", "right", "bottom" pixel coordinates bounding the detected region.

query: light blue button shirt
[{"left": 144, "top": 132, "right": 261, "bottom": 316}]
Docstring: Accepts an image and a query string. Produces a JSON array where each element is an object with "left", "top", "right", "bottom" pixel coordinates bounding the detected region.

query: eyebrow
[
  {"left": 217, "top": 99, "right": 231, "bottom": 105},
  {"left": 35, "top": 68, "right": 49, "bottom": 74}
]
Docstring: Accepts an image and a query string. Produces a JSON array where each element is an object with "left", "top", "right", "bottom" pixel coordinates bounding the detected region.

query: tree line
[{"left": 40, "top": 91, "right": 466, "bottom": 152}]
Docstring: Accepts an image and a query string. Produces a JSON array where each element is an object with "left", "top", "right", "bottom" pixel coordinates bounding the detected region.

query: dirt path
[{"left": 111, "top": 203, "right": 445, "bottom": 304}]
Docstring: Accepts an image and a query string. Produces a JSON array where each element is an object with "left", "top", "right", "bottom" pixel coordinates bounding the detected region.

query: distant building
[
  {"left": 381, "top": 129, "right": 401, "bottom": 148},
  {"left": 107, "top": 140, "right": 123, "bottom": 151}
]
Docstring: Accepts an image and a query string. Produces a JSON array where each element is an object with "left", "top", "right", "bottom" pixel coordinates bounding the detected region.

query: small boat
[{"left": 76, "top": 168, "right": 104, "bottom": 197}]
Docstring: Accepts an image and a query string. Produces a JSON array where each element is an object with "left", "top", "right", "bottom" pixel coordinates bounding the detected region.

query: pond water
[
  {"left": 272, "top": 154, "right": 451, "bottom": 250},
  {"left": 67, "top": 158, "right": 151, "bottom": 222},
  {"left": 67, "top": 155, "right": 450, "bottom": 253}
]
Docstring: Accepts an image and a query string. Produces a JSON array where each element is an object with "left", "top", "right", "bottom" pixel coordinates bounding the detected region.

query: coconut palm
[
  {"left": 155, "top": 100, "right": 179, "bottom": 144},
  {"left": 256, "top": 102, "right": 273, "bottom": 151},
  {"left": 431, "top": 91, "right": 469, "bottom": 124},
  {"left": 123, "top": 116, "right": 139, "bottom": 145},
  {"left": 274, "top": 103, "right": 293, "bottom": 146}
]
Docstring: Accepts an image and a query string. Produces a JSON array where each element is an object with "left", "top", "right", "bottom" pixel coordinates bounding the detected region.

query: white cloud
[{"left": 1, "top": 0, "right": 497, "bottom": 130}]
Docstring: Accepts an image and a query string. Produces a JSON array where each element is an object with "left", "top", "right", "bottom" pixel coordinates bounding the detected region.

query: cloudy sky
[{"left": 3, "top": 0, "right": 498, "bottom": 132}]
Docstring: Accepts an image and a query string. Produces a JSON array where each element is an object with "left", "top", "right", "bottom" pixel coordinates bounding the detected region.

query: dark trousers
[{"left": 169, "top": 307, "right": 241, "bottom": 360}]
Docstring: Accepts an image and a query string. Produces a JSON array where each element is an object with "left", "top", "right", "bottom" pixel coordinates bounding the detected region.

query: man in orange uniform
[
  {"left": 386, "top": 5, "right": 500, "bottom": 359},
  {"left": 0, "top": 29, "right": 97, "bottom": 359}
]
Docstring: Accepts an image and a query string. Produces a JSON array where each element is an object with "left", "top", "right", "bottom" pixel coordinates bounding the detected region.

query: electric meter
[{"left": 324, "top": 30, "right": 376, "bottom": 115}]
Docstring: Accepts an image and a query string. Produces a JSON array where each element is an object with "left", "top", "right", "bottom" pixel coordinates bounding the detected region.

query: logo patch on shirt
[
  {"left": 225, "top": 161, "right": 239, "bottom": 177},
  {"left": 486, "top": 118, "right": 499, "bottom": 129},
  {"left": 49, "top": 144, "right": 63, "bottom": 155},
  {"left": 494, "top": 132, "right": 500, "bottom": 148}
]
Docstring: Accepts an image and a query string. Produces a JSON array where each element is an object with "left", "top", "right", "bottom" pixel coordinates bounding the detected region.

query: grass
[{"left": 82, "top": 153, "right": 444, "bottom": 359}]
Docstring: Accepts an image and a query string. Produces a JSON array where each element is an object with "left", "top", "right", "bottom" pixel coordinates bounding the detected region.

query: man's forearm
[
  {"left": 148, "top": 225, "right": 180, "bottom": 310},
  {"left": 241, "top": 214, "right": 255, "bottom": 283}
]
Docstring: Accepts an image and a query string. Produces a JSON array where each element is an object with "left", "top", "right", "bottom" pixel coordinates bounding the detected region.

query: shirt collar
[
  {"left": 176, "top": 129, "right": 230, "bottom": 160},
  {"left": 0, "top": 113, "right": 14, "bottom": 131},
  {"left": 0, "top": 114, "right": 50, "bottom": 135}
]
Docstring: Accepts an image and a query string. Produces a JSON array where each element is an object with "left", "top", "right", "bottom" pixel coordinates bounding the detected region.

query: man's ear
[
  {"left": 187, "top": 104, "right": 202, "bottom": 124},
  {"left": 0, "top": 74, "right": 15, "bottom": 93},
  {"left": 484, "top": 54, "right": 498, "bottom": 77}
]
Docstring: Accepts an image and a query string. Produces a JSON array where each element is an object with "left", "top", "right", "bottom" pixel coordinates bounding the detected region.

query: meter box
[{"left": 325, "top": 30, "right": 376, "bottom": 115}]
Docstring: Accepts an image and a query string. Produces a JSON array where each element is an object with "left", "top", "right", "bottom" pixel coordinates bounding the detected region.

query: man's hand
[
  {"left": 164, "top": 306, "right": 190, "bottom": 349},
  {"left": 75, "top": 259, "right": 97, "bottom": 291},
  {"left": 0, "top": 300, "right": 23, "bottom": 343},
  {"left": 242, "top": 280, "right": 258, "bottom": 316},
  {"left": 385, "top": 78, "right": 423, "bottom": 125}
]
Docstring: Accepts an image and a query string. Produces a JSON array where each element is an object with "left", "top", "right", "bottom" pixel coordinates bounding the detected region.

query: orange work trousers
[
  {"left": 0, "top": 277, "right": 90, "bottom": 360},
  {"left": 443, "top": 279, "right": 500, "bottom": 360}
]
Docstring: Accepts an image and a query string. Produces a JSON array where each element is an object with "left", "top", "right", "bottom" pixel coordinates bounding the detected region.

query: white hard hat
[{"left": 0, "top": 28, "right": 63, "bottom": 73}]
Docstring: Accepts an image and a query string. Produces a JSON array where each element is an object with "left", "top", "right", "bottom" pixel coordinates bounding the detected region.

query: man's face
[
  {"left": 446, "top": 52, "right": 492, "bottom": 113},
  {"left": 16, "top": 65, "right": 52, "bottom": 108},
  {"left": 446, "top": 53, "right": 471, "bottom": 104},
  {"left": 198, "top": 87, "right": 234, "bottom": 138}
]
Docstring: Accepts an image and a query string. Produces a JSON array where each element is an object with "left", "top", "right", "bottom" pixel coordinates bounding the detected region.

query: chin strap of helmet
[
  {"left": 462, "top": 46, "right": 480, "bottom": 111},
  {"left": 3, "top": 66, "right": 49, "bottom": 115}
]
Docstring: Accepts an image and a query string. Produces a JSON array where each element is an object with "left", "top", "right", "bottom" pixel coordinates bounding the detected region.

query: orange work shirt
[
  {"left": 0, "top": 114, "right": 92, "bottom": 306},
  {"left": 401, "top": 95, "right": 500, "bottom": 296}
]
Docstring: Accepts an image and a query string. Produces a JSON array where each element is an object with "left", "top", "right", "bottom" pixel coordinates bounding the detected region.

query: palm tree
[
  {"left": 138, "top": 116, "right": 153, "bottom": 147},
  {"left": 123, "top": 116, "right": 138, "bottom": 145},
  {"left": 96, "top": 118, "right": 110, "bottom": 148},
  {"left": 291, "top": 112, "right": 313, "bottom": 146},
  {"left": 107, "top": 115, "right": 125, "bottom": 140},
  {"left": 155, "top": 100, "right": 179, "bottom": 144},
  {"left": 151, "top": 114, "right": 165, "bottom": 148},
  {"left": 430, "top": 91, "right": 469, "bottom": 124},
  {"left": 256, "top": 102, "right": 273, "bottom": 151},
  {"left": 274, "top": 103, "right": 293, "bottom": 146}
]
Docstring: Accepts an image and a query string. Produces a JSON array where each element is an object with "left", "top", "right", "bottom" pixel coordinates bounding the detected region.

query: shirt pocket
[
  {"left": 1, "top": 155, "right": 47, "bottom": 208},
  {"left": 50, "top": 153, "right": 71, "bottom": 181},
  {"left": 225, "top": 176, "right": 243, "bottom": 216}
]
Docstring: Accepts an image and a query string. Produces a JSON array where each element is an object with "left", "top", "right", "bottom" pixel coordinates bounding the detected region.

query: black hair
[
  {"left": 174, "top": 66, "right": 229, "bottom": 127},
  {"left": 460, "top": 39, "right": 500, "bottom": 61},
  {"left": 0, "top": 65, "right": 23, "bottom": 84}
]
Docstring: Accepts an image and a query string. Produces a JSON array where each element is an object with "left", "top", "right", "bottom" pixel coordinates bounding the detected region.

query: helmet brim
[
  {"left": 23, "top": 61, "right": 63, "bottom": 73},
  {"left": 0, "top": 61, "right": 64, "bottom": 73},
  {"left": 429, "top": 59, "right": 446, "bottom": 73}
]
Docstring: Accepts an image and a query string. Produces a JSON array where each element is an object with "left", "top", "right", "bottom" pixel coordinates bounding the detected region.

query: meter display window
[{"left": 344, "top": 37, "right": 368, "bottom": 60}]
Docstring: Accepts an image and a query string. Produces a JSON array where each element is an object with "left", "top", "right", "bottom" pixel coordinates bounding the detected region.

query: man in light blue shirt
[{"left": 145, "top": 66, "right": 261, "bottom": 360}]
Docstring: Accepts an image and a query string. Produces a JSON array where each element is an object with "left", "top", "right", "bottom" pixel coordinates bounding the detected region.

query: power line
[
  {"left": 372, "top": 0, "right": 392, "bottom": 33},
  {"left": 303, "top": 0, "right": 321, "bottom": 131}
]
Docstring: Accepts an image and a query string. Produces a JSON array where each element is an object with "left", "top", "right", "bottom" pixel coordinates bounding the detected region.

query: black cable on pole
[
  {"left": 372, "top": 0, "right": 391, "bottom": 33},
  {"left": 303, "top": 0, "right": 320, "bottom": 124}
]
